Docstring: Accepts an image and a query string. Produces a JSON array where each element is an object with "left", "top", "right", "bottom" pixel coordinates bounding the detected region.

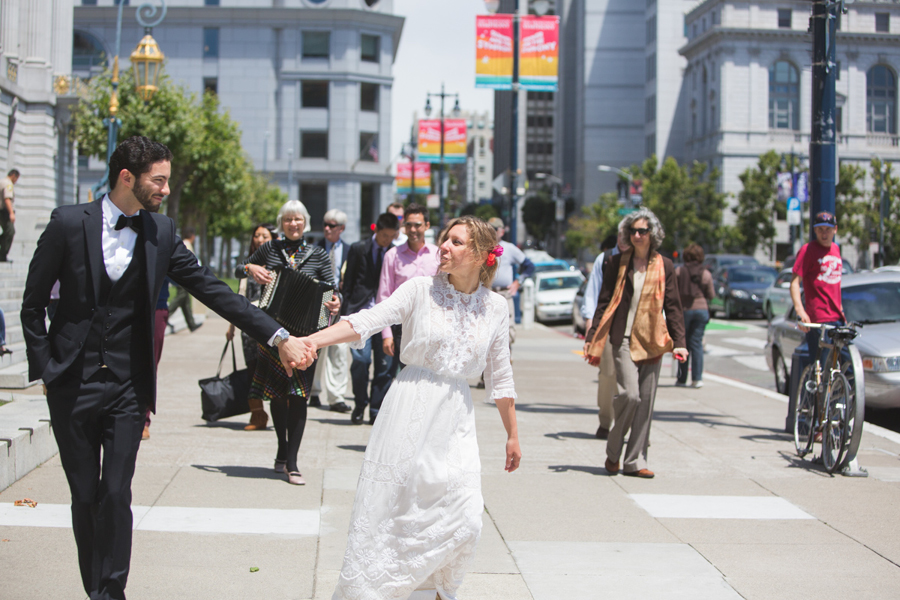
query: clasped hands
[{"left": 277, "top": 336, "right": 318, "bottom": 376}]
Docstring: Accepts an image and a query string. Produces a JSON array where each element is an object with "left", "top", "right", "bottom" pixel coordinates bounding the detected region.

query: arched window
[
  {"left": 769, "top": 61, "right": 800, "bottom": 130},
  {"left": 867, "top": 65, "right": 897, "bottom": 134},
  {"left": 73, "top": 31, "right": 107, "bottom": 72}
]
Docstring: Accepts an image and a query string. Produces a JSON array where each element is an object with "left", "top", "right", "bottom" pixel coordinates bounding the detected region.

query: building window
[
  {"left": 73, "top": 31, "right": 106, "bottom": 71},
  {"left": 769, "top": 61, "right": 800, "bottom": 130},
  {"left": 361, "top": 34, "right": 380, "bottom": 63},
  {"left": 204, "top": 0, "right": 219, "bottom": 5},
  {"left": 301, "top": 131, "right": 329, "bottom": 158},
  {"left": 875, "top": 13, "right": 890, "bottom": 33},
  {"left": 203, "top": 78, "right": 217, "bottom": 95},
  {"left": 836, "top": 61, "right": 841, "bottom": 80},
  {"left": 360, "top": 82, "right": 379, "bottom": 112},
  {"left": 303, "top": 31, "right": 330, "bottom": 59},
  {"left": 645, "top": 94, "right": 656, "bottom": 123},
  {"left": 645, "top": 133, "right": 656, "bottom": 157},
  {"left": 836, "top": 106, "right": 843, "bottom": 134},
  {"left": 867, "top": 65, "right": 897, "bottom": 134},
  {"left": 301, "top": 81, "right": 329, "bottom": 108},
  {"left": 646, "top": 15, "right": 657, "bottom": 43},
  {"left": 203, "top": 28, "right": 219, "bottom": 58},
  {"left": 359, "top": 132, "right": 379, "bottom": 162},
  {"left": 778, "top": 9, "right": 792, "bottom": 29},
  {"left": 692, "top": 112, "right": 697, "bottom": 138},
  {"left": 646, "top": 53, "right": 656, "bottom": 82},
  {"left": 300, "top": 182, "right": 328, "bottom": 229},
  {"left": 81, "top": 0, "right": 98, "bottom": 5},
  {"left": 360, "top": 183, "right": 378, "bottom": 237}
]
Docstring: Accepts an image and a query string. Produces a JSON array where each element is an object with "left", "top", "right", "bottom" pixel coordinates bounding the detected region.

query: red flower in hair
[{"left": 485, "top": 244, "right": 503, "bottom": 267}]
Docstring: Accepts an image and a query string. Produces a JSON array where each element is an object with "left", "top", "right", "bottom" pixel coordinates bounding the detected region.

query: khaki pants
[
  {"left": 607, "top": 338, "right": 661, "bottom": 473},
  {"left": 311, "top": 342, "right": 350, "bottom": 406},
  {"left": 597, "top": 339, "right": 617, "bottom": 429}
]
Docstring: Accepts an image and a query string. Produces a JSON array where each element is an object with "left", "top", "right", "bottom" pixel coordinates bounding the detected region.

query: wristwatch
[{"left": 270, "top": 327, "right": 290, "bottom": 348}]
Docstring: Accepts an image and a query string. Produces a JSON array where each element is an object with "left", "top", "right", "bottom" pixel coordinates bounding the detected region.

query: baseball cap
[
  {"left": 488, "top": 217, "right": 504, "bottom": 230},
  {"left": 813, "top": 211, "right": 836, "bottom": 228}
]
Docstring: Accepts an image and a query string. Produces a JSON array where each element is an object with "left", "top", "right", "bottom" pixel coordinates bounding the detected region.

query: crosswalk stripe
[{"left": 630, "top": 494, "right": 814, "bottom": 520}]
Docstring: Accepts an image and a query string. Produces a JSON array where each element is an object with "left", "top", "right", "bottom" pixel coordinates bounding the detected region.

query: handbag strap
[{"left": 216, "top": 339, "right": 238, "bottom": 377}]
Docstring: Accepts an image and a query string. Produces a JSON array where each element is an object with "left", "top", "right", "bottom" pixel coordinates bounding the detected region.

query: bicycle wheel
[
  {"left": 793, "top": 364, "right": 817, "bottom": 458},
  {"left": 822, "top": 372, "right": 851, "bottom": 473}
]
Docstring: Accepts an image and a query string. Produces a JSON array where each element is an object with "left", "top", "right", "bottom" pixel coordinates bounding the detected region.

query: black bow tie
[{"left": 115, "top": 213, "right": 143, "bottom": 232}]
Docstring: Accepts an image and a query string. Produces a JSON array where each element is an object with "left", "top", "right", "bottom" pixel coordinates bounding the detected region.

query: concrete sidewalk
[{"left": 1, "top": 315, "right": 899, "bottom": 599}]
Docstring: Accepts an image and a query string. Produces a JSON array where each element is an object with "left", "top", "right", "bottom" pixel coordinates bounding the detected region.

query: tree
[
  {"left": 522, "top": 190, "right": 554, "bottom": 242},
  {"left": 725, "top": 150, "right": 781, "bottom": 255},
  {"left": 565, "top": 192, "right": 620, "bottom": 256}
]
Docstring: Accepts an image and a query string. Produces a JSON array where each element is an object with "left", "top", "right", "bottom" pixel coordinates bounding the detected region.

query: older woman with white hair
[
  {"left": 583, "top": 208, "right": 687, "bottom": 479},
  {"left": 237, "top": 200, "right": 340, "bottom": 485}
]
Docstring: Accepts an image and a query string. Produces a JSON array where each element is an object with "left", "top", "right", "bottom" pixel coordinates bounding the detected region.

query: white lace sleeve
[
  {"left": 341, "top": 277, "right": 420, "bottom": 349},
  {"left": 484, "top": 295, "right": 517, "bottom": 401}
]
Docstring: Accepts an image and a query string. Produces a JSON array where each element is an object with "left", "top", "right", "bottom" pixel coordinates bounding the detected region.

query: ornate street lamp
[{"left": 130, "top": 34, "right": 165, "bottom": 103}]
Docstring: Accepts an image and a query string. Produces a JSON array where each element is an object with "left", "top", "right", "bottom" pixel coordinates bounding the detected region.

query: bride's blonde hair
[{"left": 438, "top": 215, "right": 500, "bottom": 288}]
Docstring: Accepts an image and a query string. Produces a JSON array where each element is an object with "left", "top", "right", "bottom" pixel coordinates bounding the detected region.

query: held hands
[
  {"left": 277, "top": 336, "right": 318, "bottom": 376},
  {"left": 673, "top": 348, "right": 689, "bottom": 362},
  {"left": 247, "top": 264, "right": 274, "bottom": 286},
  {"left": 505, "top": 438, "right": 522, "bottom": 473},
  {"left": 325, "top": 293, "right": 341, "bottom": 317}
]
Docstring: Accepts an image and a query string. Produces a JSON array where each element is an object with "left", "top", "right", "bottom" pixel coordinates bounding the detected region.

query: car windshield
[
  {"left": 843, "top": 282, "right": 900, "bottom": 323},
  {"left": 729, "top": 269, "right": 776, "bottom": 285},
  {"left": 533, "top": 262, "right": 568, "bottom": 274},
  {"left": 539, "top": 275, "right": 583, "bottom": 291}
]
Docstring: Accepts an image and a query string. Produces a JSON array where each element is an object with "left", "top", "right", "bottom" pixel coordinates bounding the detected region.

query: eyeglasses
[
  {"left": 405, "top": 221, "right": 426, "bottom": 229},
  {"left": 323, "top": 222, "right": 341, "bottom": 229},
  {"left": 283, "top": 217, "right": 305, "bottom": 224},
  {"left": 629, "top": 227, "right": 651, "bottom": 237}
]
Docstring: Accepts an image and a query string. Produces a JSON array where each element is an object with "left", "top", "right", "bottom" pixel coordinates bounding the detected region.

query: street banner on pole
[
  {"left": 519, "top": 15, "right": 559, "bottom": 91},
  {"left": 475, "top": 15, "right": 514, "bottom": 89},
  {"left": 777, "top": 172, "right": 793, "bottom": 202},
  {"left": 414, "top": 162, "right": 431, "bottom": 194},
  {"left": 417, "top": 120, "right": 442, "bottom": 162},
  {"left": 795, "top": 172, "right": 809, "bottom": 203},
  {"left": 396, "top": 161, "right": 412, "bottom": 194},
  {"left": 442, "top": 119, "right": 468, "bottom": 164}
]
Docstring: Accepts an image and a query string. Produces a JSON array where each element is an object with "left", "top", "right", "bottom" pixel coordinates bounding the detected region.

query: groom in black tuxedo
[{"left": 21, "top": 136, "right": 309, "bottom": 600}]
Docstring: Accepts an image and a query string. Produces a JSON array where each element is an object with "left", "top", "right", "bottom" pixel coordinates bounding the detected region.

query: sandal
[{"left": 286, "top": 471, "right": 306, "bottom": 486}]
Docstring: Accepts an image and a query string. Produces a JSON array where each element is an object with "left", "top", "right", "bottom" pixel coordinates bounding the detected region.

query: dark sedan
[{"left": 709, "top": 265, "right": 778, "bottom": 319}]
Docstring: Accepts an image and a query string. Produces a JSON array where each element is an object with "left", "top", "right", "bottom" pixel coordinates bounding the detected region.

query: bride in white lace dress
[{"left": 291, "top": 216, "right": 521, "bottom": 600}]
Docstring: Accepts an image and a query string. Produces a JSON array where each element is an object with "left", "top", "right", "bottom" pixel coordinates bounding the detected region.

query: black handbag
[{"left": 199, "top": 340, "right": 251, "bottom": 422}]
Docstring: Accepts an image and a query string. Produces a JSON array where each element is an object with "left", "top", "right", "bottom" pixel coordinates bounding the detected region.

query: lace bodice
[{"left": 344, "top": 274, "right": 516, "bottom": 400}]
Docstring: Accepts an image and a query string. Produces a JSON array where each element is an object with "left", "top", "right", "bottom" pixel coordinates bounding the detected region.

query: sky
[{"left": 390, "top": 0, "right": 496, "bottom": 168}]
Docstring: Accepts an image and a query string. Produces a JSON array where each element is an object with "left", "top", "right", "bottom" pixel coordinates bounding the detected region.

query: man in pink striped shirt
[{"left": 377, "top": 203, "right": 440, "bottom": 372}]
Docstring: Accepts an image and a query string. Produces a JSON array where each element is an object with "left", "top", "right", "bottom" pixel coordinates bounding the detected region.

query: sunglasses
[
  {"left": 323, "top": 222, "right": 341, "bottom": 229},
  {"left": 629, "top": 227, "right": 651, "bottom": 237}
]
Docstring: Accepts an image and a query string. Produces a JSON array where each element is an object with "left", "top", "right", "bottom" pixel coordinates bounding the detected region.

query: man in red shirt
[{"left": 790, "top": 211, "right": 845, "bottom": 365}]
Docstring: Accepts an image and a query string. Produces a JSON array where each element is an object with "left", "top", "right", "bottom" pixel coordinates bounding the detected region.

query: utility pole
[
  {"left": 508, "top": 0, "right": 521, "bottom": 245},
  {"left": 809, "top": 0, "right": 838, "bottom": 240}
]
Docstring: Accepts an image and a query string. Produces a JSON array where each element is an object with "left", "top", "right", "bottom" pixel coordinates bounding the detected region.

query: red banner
[{"left": 475, "top": 15, "right": 514, "bottom": 90}]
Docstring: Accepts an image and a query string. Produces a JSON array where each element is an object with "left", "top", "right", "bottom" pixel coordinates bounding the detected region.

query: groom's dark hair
[{"left": 109, "top": 136, "right": 173, "bottom": 190}]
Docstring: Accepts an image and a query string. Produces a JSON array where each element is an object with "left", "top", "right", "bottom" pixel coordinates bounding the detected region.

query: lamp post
[
  {"left": 424, "top": 83, "right": 461, "bottom": 228},
  {"left": 597, "top": 164, "right": 634, "bottom": 209},
  {"left": 90, "top": 0, "right": 167, "bottom": 202}
]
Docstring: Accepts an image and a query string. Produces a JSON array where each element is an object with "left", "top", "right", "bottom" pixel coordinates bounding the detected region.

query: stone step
[
  {"left": 0, "top": 360, "right": 36, "bottom": 389},
  {"left": 0, "top": 395, "right": 57, "bottom": 492}
]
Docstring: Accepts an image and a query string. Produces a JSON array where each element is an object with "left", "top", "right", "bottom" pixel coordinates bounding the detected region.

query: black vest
[{"left": 81, "top": 238, "right": 151, "bottom": 381}]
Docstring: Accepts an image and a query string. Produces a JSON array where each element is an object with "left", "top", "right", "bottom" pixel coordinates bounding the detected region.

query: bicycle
[{"left": 792, "top": 322, "right": 865, "bottom": 474}]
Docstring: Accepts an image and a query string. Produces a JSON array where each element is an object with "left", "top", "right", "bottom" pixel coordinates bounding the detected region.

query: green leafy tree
[
  {"left": 725, "top": 150, "right": 781, "bottom": 255},
  {"left": 834, "top": 162, "right": 868, "bottom": 265},
  {"left": 522, "top": 190, "right": 555, "bottom": 242},
  {"left": 565, "top": 192, "right": 620, "bottom": 256}
]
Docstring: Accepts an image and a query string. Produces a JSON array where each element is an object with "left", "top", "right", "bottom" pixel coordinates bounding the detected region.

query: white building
[
  {"left": 466, "top": 110, "right": 494, "bottom": 205},
  {"left": 73, "top": 0, "right": 404, "bottom": 242},
  {"left": 681, "top": 0, "right": 900, "bottom": 262}
]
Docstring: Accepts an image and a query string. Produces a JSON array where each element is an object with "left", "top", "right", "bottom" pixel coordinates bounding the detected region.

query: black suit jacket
[
  {"left": 341, "top": 238, "right": 386, "bottom": 316},
  {"left": 21, "top": 200, "right": 281, "bottom": 405}
]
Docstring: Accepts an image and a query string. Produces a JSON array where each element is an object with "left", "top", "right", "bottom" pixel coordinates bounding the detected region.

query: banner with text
[
  {"left": 414, "top": 162, "right": 431, "bottom": 194},
  {"left": 519, "top": 15, "right": 559, "bottom": 91},
  {"left": 417, "top": 119, "right": 467, "bottom": 164},
  {"left": 396, "top": 161, "right": 412, "bottom": 194},
  {"left": 417, "top": 120, "right": 442, "bottom": 162},
  {"left": 475, "top": 15, "right": 514, "bottom": 89}
]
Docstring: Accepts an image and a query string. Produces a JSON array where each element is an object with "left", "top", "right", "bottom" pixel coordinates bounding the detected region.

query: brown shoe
[
  {"left": 141, "top": 426, "right": 150, "bottom": 441},
  {"left": 604, "top": 458, "right": 619, "bottom": 475},
  {"left": 245, "top": 410, "right": 268, "bottom": 431},
  {"left": 595, "top": 426, "right": 610, "bottom": 440},
  {"left": 623, "top": 468, "right": 655, "bottom": 479}
]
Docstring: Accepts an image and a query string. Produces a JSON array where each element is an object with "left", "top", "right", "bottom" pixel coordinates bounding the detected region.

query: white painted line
[
  {"left": 0, "top": 504, "right": 320, "bottom": 536},
  {"left": 732, "top": 355, "right": 771, "bottom": 372},
  {"left": 726, "top": 336, "right": 769, "bottom": 349},
  {"left": 703, "top": 373, "right": 900, "bottom": 446},
  {"left": 630, "top": 494, "right": 814, "bottom": 520},
  {"left": 703, "top": 344, "right": 747, "bottom": 357}
]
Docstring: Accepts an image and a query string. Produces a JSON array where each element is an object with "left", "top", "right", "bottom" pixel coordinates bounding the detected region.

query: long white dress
[{"left": 333, "top": 273, "right": 516, "bottom": 600}]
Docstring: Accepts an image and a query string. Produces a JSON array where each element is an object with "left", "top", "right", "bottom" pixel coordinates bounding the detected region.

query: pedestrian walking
[
  {"left": 0, "top": 307, "right": 12, "bottom": 356},
  {"left": 227, "top": 223, "right": 277, "bottom": 430},
  {"left": 237, "top": 201, "right": 340, "bottom": 485},
  {"left": 291, "top": 215, "right": 520, "bottom": 600},
  {"left": 309, "top": 209, "right": 352, "bottom": 413},
  {"left": 168, "top": 226, "right": 201, "bottom": 331},
  {"left": 378, "top": 203, "right": 440, "bottom": 374},
  {"left": 0, "top": 168, "right": 19, "bottom": 261},
  {"left": 341, "top": 212, "right": 399, "bottom": 424},
  {"left": 675, "top": 243, "right": 715, "bottom": 388},
  {"left": 584, "top": 208, "right": 687, "bottom": 479},
  {"left": 20, "top": 136, "right": 308, "bottom": 600},
  {"left": 581, "top": 233, "right": 620, "bottom": 439}
]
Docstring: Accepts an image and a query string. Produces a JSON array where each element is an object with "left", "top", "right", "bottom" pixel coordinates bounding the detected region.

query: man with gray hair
[{"left": 311, "top": 209, "right": 352, "bottom": 412}]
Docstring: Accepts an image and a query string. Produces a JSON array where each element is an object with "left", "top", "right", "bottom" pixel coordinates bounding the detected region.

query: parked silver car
[
  {"left": 765, "top": 271, "right": 900, "bottom": 408},
  {"left": 535, "top": 270, "right": 585, "bottom": 323}
]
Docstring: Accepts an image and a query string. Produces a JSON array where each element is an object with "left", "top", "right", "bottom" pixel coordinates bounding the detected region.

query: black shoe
[
  {"left": 330, "top": 401, "right": 352, "bottom": 413},
  {"left": 188, "top": 323, "right": 202, "bottom": 333},
  {"left": 351, "top": 405, "right": 365, "bottom": 424},
  {"left": 0, "top": 347, "right": 12, "bottom": 357},
  {"left": 595, "top": 426, "right": 609, "bottom": 440},
  {"left": 369, "top": 409, "right": 379, "bottom": 425},
  {"left": 308, "top": 395, "right": 322, "bottom": 407}
]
